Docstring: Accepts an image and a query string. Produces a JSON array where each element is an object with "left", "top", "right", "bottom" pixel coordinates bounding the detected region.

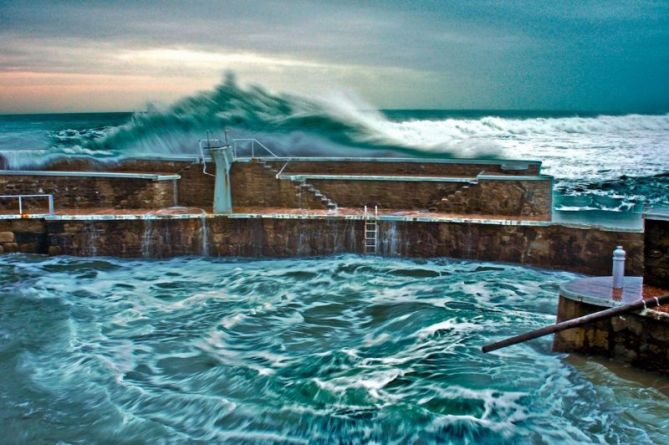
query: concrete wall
[
  {"left": 644, "top": 218, "right": 669, "bottom": 287},
  {"left": 0, "top": 175, "right": 176, "bottom": 210},
  {"left": 0, "top": 215, "right": 641, "bottom": 276},
  {"left": 553, "top": 296, "right": 669, "bottom": 374}
]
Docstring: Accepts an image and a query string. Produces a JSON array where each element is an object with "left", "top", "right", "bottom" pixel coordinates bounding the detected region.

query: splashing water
[
  {"left": 0, "top": 255, "right": 667, "bottom": 444},
  {"left": 0, "top": 76, "right": 668, "bottom": 209}
]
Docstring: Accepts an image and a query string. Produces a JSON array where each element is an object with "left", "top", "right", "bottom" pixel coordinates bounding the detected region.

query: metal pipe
[{"left": 481, "top": 294, "right": 669, "bottom": 353}]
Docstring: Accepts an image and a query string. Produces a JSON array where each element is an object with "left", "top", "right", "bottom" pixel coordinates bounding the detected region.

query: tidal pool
[{"left": 0, "top": 254, "right": 667, "bottom": 444}]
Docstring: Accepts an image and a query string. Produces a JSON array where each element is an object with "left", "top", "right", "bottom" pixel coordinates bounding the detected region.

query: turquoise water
[{"left": 1, "top": 254, "right": 667, "bottom": 444}]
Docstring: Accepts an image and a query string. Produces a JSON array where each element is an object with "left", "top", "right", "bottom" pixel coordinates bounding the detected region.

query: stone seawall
[
  {"left": 309, "top": 179, "right": 463, "bottom": 210},
  {"left": 30, "top": 157, "right": 547, "bottom": 215},
  {"left": 644, "top": 216, "right": 669, "bottom": 288},
  {"left": 553, "top": 296, "right": 669, "bottom": 374},
  {"left": 0, "top": 216, "right": 643, "bottom": 276},
  {"left": 0, "top": 219, "right": 47, "bottom": 254},
  {"left": 0, "top": 175, "right": 177, "bottom": 210}
]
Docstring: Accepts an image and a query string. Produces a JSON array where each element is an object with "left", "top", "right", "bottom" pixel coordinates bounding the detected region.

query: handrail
[
  {"left": 232, "top": 138, "right": 279, "bottom": 158},
  {"left": 0, "top": 194, "right": 54, "bottom": 215},
  {"left": 197, "top": 134, "right": 278, "bottom": 164},
  {"left": 482, "top": 294, "right": 669, "bottom": 353},
  {"left": 275, "top": 160, "right": 290, "bottom": 178}
]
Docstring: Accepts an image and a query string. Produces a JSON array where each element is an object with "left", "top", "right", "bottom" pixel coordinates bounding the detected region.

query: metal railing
[
  {"left": 231, "top": 138, "right": 279, "bottom": 159},
  {"left": 198, "top": 135, "right": 279, "bottom": 174},
  {"left": 0, "top": 194, "right": 55, "bottom": 215}
]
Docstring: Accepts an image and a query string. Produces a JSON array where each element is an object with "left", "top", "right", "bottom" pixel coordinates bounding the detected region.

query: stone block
[
  {"left": 0, "top": 231, "right": 15, "bottom": 243},
  {"left": 613, "top": 344, "right": 637, "bottom": 362},
  {"left": 13, "top": 220, "right": 45, "bottom": 234},
  {"left": 649, "top": 326, "right": 669, "bottom": 343},
  {"left": 610, "top": 316, "right": 629, "bottom": 333}
]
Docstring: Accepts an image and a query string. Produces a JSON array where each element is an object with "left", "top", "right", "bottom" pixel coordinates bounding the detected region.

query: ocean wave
[{"left": 0, "top": 75, "right": 667, "bottom": 211}]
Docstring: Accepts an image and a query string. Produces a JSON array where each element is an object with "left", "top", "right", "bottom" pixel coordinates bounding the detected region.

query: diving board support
[{"left": 210, "top": 146, "right": 234, "bottom": 213}]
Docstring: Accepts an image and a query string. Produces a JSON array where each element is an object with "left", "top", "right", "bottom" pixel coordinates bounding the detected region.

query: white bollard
[{"left": 612, "top": 245, "right": 626, "bottom": 289}]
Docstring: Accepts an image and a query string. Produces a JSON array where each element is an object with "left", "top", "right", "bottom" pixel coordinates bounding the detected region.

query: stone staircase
[
  {"left": 257, "top": 159, "right": 338, "bottom": 211},
  {"left": 428, "top": 181, "right": 478, "bottom": 213}
]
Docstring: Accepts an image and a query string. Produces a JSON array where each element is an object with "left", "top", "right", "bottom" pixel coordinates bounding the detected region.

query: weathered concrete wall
[
  {"left": 553, "top": 296, "right": 669, "bottom": 374},
  {"left": 644, "top": 218, "right": 669, "bottom": 287},
  {"left": 0, "top": 175, "right": 176, "bottom": 210},
  {"left": 0, "top": 216, "right": 638, "bottom": 276}
]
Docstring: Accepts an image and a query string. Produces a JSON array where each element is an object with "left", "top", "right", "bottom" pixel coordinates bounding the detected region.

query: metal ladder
[{"left": 364, "top": 205, "right": 378, "bottom": 254}]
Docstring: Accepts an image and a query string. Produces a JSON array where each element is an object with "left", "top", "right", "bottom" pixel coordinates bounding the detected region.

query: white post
[
  {"left": 612, "top": 245, "right": 626, "bottom": 289},
  {"left": 210, "top": 146, "right": 234, "bottom": 213}
]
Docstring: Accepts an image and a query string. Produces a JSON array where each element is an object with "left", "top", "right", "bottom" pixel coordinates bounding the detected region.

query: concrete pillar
[{"left": 210, "top": 146, "right": 234, "bottom": 213}]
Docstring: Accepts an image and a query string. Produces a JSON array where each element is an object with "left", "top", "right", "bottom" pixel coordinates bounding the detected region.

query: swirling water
[{"left": 0, "top": 254, "right": 667, "bottom": 444}]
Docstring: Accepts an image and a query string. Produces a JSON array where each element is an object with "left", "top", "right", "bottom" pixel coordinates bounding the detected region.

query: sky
[{"left": 0, "top": 0, "right": 668, "bottom": 114}]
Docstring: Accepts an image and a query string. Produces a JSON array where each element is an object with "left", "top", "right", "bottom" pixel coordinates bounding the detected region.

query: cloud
[{"left": 0, "top": 0, "right": 667, "bottom": 112}]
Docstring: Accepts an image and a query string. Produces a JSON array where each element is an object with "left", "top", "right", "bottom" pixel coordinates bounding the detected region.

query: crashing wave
[{"left": 85, "top": 75, "right": 500, "bottom": 159}]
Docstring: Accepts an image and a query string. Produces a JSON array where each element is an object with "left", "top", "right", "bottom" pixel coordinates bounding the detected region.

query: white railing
[
  {"left": 231, "top": 138, "right": 279, "bottom": 159},
  {"left": 198, "top": 135, "right": 279, "bottom": 169},
  {"left": 0, "top": 194, "right": 55, "bottom": 215}
]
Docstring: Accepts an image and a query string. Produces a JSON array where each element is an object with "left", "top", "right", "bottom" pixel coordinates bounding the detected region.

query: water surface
[{"left": 1, "top": 254, "right": 667, "bottom": 444}]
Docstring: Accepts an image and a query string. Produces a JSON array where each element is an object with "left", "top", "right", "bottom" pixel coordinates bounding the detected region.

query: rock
[{"left": 0, "top": 231, "right": 15, "bottom": 243}]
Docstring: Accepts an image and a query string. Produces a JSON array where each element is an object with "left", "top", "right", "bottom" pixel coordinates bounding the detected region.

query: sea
[{"left": 0, "top": 82, "right": 668, "bottom": 444}]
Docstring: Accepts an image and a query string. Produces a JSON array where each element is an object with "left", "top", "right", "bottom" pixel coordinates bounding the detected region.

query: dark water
[{"left": 1, "top": 254, "right": 667, "bottom": 444}]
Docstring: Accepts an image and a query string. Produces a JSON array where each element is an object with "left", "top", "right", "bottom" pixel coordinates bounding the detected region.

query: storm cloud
[{"left": 1, "top": 0, "right": 668, "bottom": 113}]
